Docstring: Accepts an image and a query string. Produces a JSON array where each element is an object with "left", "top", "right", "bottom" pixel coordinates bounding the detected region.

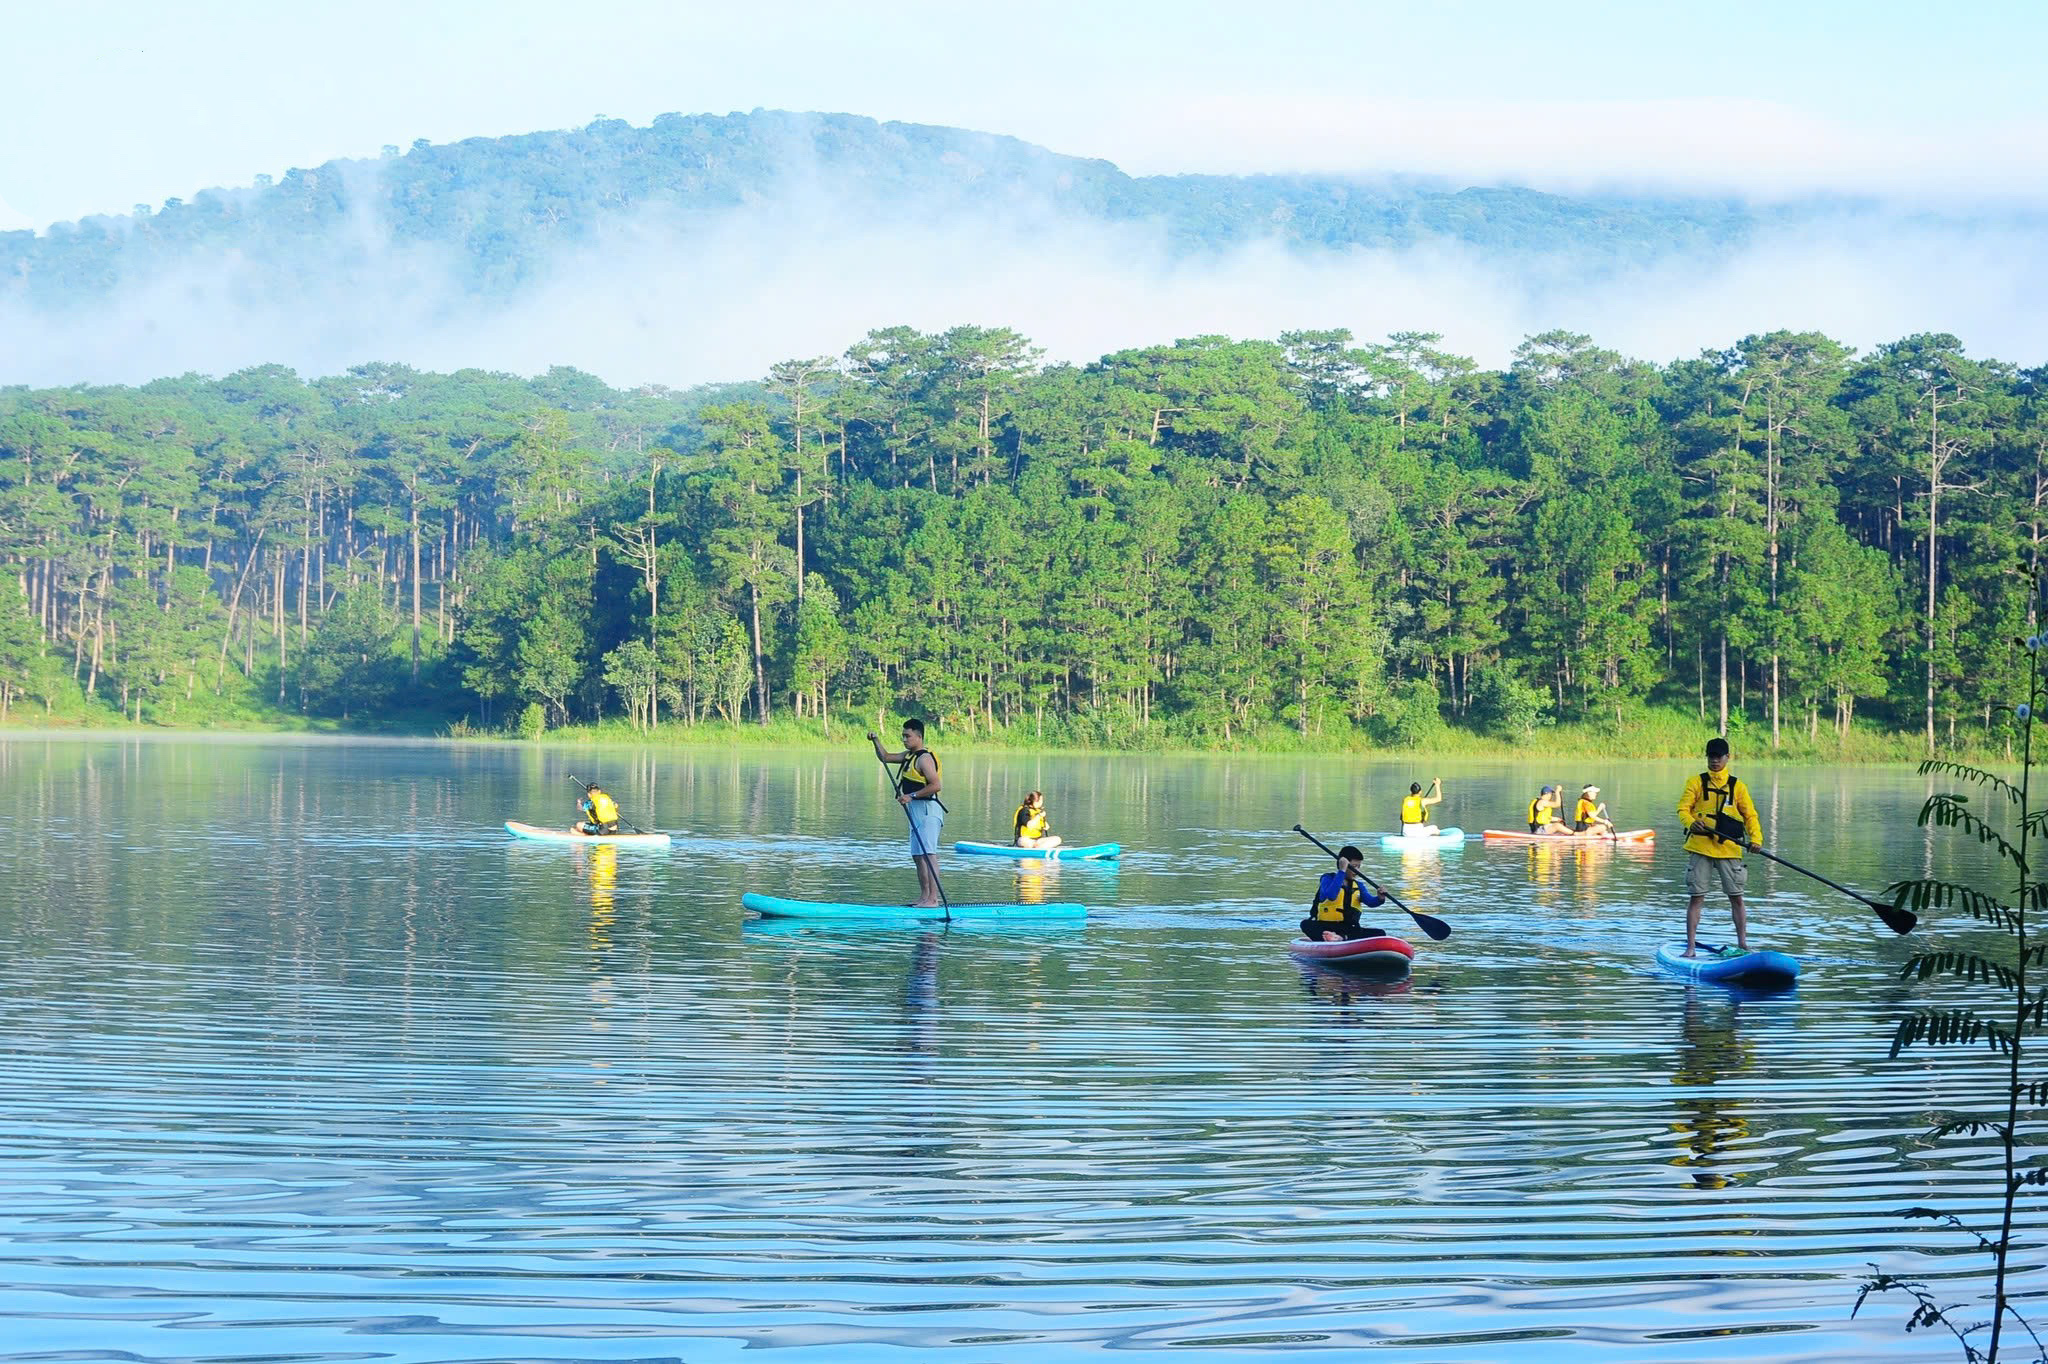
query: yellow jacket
[{"left": 1678, "top": 771, "right": 1761, "bottom": 858}]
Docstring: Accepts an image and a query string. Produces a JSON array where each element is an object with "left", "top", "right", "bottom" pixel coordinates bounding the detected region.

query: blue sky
[{"left": 3, "top": 0, "right": 2045, "bottom": 230}]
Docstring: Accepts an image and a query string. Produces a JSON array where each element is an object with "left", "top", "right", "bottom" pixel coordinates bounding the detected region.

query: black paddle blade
[
  {"left": 1410, "top": 910, "right": 1452, "bottom": 941},
  {"left": 1874, "top": 902, "right": 1917, "bottom": 935}
]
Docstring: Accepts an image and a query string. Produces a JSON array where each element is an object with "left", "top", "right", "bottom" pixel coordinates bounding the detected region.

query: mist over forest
[
  {"left": 0, "top": 109, "right": 2042, "bottom": 755},
  {"left": 3, "top": 109, "right": 2044, "bottom": 388}
]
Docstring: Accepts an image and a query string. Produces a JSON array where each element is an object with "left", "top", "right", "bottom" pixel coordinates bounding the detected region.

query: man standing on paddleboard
[
  {"left": 1677, "top": 736, "right": 1764, "bottom": 957},
  {"left": 869, "top": 720, "right": 946, "bottom": 908}
]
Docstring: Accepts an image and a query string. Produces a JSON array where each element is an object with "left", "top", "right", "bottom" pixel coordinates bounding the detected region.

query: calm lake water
[{"left": 0, "top": 736, "right": 2031, "bottom": 1362}]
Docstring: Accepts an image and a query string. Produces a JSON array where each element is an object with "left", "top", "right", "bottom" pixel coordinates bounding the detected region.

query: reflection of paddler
[
  {"left": 903, "top": 933, "right": 941, "bottom": 1058},
  {"left": 1299, "top": 961, "right": 1413, "bottom": 1008},
  {"left": 587, "top": 843, "right": 617, "bottom": 950},
  {"left": 1016, "top": 866, "right": 1052, "bottom": 904},
  {"left": 1670, "top": 992, "right": 1753, "bottom": 1189}
]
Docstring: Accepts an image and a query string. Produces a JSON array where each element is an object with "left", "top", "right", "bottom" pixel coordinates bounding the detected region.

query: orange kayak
[{"left": 1481, "top": 828, "right": 1656, "bottom": 844}]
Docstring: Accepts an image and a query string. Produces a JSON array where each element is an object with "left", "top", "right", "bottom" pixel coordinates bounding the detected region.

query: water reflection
[
  {"left": 1669, "top": 990, "right": 1755, "bottom": 1190},
  {"left": 1297, "top": 960, "right": 1414, "bottom": 1008},
  {"left": 585, "top": 842, "right": 617, "bottom": 949},
  {"left": 904, "top": 931, "right": 941, "bottom": 1056},
  {"left": 0, "top": 738, "right": 2006, "bottom": 1362}
]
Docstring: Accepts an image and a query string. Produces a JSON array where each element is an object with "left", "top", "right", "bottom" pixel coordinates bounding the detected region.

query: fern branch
[
  {"left": 1902, "top": 951, "right": 2018, "bottom": 989},
  {"left": 1889, "top": 1009, "right": 2008, "bottom": 1057},
  {"left": 1919, "top": 758, "right": 2023, "bottom": 807},
  {"left": 1919, "top": 793, "right": 2024, "bottom": 868},
  {"left": 1856, "top": 1265, "right": 1986, "bottom": 1362},
  {"left": 1888, "top": 878, "right": 2019, "bottom": 931},
  {"left": 1928, "top": 1117, "right": 2012, "bottom": 1141}
]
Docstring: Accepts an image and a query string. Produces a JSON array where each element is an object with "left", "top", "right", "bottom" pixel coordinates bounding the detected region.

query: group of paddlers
[{"left": 1304, "top": 737, "right": 1764, "bottom": 960}]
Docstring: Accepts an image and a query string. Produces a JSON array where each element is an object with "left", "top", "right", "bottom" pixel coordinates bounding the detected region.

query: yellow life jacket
[
  {"left": 1527, "top": 793, "right": 1553, "bottom": 825},
  {"left": 1400, "top": 794, "right": 1426, "bottom": 824},
  {"left": 1574, "top": 797, "right": 1599, "bottom": 824},
  {"left": 897, "top": 749, "right": 941, "bottom": 797},
  {"left": 1697, "top": 772, "right": 1743, "bottom": 832},
  {"left": 586, "top": 789, "right": 620, "bottom": 824},
  {"left": 1313, "top": 875, "right": 1368, "bottom": 921},
  {"left": 1014, "top": 804, "right": 1049, "bottom": 840}
]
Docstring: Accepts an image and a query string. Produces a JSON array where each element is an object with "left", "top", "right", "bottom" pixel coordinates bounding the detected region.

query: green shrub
[
  {"left": 1469, "top": 669, "right": 1552, "bottom": 740},
  {"left": 515, "top": 702, "right": 546, "bottom": 740}
]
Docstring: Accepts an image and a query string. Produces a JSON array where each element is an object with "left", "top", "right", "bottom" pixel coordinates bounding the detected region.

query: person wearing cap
[
  {"left": 576, "top": 782, "right": 621, "bottom": 835},
  {"left": 1526, "top": 784, "right": 1570, "bottom": 835},
  {"left": 1302, "top": 844, "right": 1388, "bottom": 942},
  {"left": 1573, "top": 785, "right": 1614, "bottom": 834},
  {"left": 1677, "top": 736, "right": 1764, "bottom": 957}
]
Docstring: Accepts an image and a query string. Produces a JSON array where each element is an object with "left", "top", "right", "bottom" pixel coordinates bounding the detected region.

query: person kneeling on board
[
  {"left": 1302, "top": 845, "right": 1388, "bottom": 942},
  {"left": 577, "top": 782, "right": 621, "bottom": 836},
  {"left": 1013, "top": 790, "right": 1062, "bottom": 850},
  {"left": 1400, "top": 778, "right": 1443, "bottom": 836}
]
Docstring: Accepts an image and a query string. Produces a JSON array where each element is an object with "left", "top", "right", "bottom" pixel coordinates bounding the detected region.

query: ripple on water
[{"left": 0, "top": 742, "right": 2017, "bottom": 1360}]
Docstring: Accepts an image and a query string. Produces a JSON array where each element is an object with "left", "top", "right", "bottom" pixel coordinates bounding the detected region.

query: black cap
[{"left": 1705, "top": 737, "right": 1730, "bottom": 759}]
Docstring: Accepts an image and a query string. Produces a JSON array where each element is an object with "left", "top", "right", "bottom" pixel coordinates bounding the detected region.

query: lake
[{"left": 0, "top": 735, "right": 2028, "bottom": 1361}]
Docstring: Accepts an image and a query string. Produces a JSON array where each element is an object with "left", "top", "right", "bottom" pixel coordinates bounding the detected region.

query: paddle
[
  {"left": 869, "top": 740, "right": 950, "bottom": 921},
  {"left": 565, "top": 773, "right": 649, "bottom": 835},
  {"left": 1292, "top": 825, "right": 1452, "bottom": 941},
  {"left": 1709, "top": 811, "right": 1915, "bottom": 935}
]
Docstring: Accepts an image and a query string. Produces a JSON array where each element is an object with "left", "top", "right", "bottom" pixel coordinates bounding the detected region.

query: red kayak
[
  {"left": 1287, "top": 934, "right": 1415, "bottom": 969},
  {"left": 1481, "top": 828, "right": 1656, "bottom": 844}
]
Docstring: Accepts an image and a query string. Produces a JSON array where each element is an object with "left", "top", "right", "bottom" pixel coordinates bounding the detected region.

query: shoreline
[{"left": 0, "top": 715, "right": 2004, "bottom": 768}]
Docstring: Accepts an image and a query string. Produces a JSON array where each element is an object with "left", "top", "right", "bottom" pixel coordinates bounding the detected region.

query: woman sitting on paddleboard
[
  {"left": 1400, "top": 778, "right": 1443, "bottom": 836},
  {"left": 1012, "top": 791, "right": 1061, "bottom": 850},
  {"left": 1302, "top": 845, "right": 1388, "bottom": 942},
  {"left": 1574, "top": 785, "right": 1615, "bottom": 834}
]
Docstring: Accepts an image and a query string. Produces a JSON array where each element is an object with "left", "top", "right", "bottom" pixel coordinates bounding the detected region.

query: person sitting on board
[
  {"left": 1677, "top": 736, "right": 1764, "bottom": 958},
  {"left": 1012, "top": 790, "right": 1062, "bottom": 849},
  {"left": 868, "top": 719, "right": 945, "bottom": 909},
  {"left": 577, "top": 782, "right": 621, "bottom": 836},
  {"left": 1301, "top": 845, "right": 1388, "bottom": 942},
  {"left": 1573, "top": 785, "right": 1615, "bottom": 835},
  {"left": 1400, "top": 778, "right": 1443, "bottom": 836},
  {"left": 1526, "top": 785, "right": 1571, "bottom": 835}
]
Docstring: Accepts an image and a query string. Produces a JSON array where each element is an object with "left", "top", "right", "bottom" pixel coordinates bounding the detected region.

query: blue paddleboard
[
  {"left": 952, "top": 840, "right": 1121, "bottom": 861},
  {"left": 1378, "top": 827, "right": 1466, "bottom": 851},
  {"left": 742, "top": 892, "right": 1088, "bottom": 921},
  {"left": 1655, "top": 943, "right": 1799, "bottom": 989}
]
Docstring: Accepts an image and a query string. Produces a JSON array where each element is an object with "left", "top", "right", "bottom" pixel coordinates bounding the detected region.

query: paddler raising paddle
[
  {"left": 869, "top": 719, "right": 946, "bottom": 908},
  {"left": 1399, "top": 778, "right": 1443, "bottom": 836},
  {"left": 1526, "top": 785, "right": 1571, "bottom": 835},
  {"left": 1302, "top": 844, "right": 1389, "bottom": 942}
]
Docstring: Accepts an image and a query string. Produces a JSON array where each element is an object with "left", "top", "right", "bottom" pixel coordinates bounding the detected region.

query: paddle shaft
[
  {"left": 873, "top": 746, "right": 950, "bottom": 918},
  {"left": 1742, "top": 839, "right": 1916, "bottom": 933},
  {"left": 1292, "top": 825, "right": 1451, "bottom": 941},
  {"left": 1703, "top": 809, "right": 1913, "bottom": 933},
  {"left": 566, "top": 773, "right": 648, "bottom": 834}
]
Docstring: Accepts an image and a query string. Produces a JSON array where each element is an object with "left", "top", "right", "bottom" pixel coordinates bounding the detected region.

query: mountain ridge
[{"left": 2, "top": 108, "right": 1795, "bottom": 306}]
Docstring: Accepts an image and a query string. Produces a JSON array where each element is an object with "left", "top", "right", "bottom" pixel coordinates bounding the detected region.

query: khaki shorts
[{"left": 1687, "top": 852, "right": 1748, "bottom": 898}]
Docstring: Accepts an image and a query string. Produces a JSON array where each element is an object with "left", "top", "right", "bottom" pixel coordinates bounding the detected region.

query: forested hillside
[
  {"left": 0, "top": 323, "right": 2036, "bottom": 753},
  {"left": 1, "top": 110, "right": 1788, "bottom": 308}
]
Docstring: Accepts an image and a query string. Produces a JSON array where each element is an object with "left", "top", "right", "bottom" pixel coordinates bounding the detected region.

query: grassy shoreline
[{"left": 3, "top": 704, "right": 2019, "bottom": 767}]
